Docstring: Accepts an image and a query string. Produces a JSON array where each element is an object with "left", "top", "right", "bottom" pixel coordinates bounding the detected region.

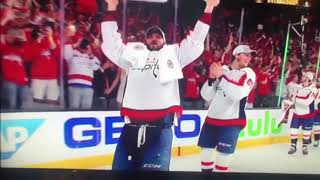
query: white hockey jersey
[
  {"left": 286, "top": 82, "right": 300, "bottom": 100},
  {"left": 101, "top": 13, "right": 211, "bottom": 121},
  {"left": 201, "top": 66, "right": 256, "bottom": 127},
  {"left": 64, "top": 45, "right": 101, "bottom": 87},
  {"left": 290, "top": 83, "right": 317, "bottom": 118}
]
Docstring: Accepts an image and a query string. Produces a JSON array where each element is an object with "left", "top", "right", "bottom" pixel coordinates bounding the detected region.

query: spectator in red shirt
[
  {"left": 246, "top": 82, "right": 257, "bottom": 109},
  {"left": 26, "top": 21, "right": 60, "bottom": 106},
  {"left": 182, "top": 61, "right": 204, "bottom": 110},
  {"left": 1, "top": 9, "right": 32, "bottom": 109},
  {"left": 254, "top": 63, "right": 273, "bottom": 108}
]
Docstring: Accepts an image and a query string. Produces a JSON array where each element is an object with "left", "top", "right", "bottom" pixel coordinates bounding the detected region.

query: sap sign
[
  {"left": 64, "top": 114, "right": 201, "bottom": 148},
  {"left": 1, "top": 119, "right": 44, "bottom": 160}
]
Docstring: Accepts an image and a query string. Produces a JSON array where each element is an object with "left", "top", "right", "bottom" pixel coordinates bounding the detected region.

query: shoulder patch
[
  {"left": 133, "top": 44, "right": 144, "bottom": 50},
  {"left": 247, "top": 79, "right": 254, "bottom": 89},
  {"left": 167, "top": 59, "right": 174, "bottom": 69}
]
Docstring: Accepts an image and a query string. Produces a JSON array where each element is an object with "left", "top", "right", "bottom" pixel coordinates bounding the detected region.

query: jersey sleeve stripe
[{"left": 221, "top": 73, "right": 247, "bottom": 86}]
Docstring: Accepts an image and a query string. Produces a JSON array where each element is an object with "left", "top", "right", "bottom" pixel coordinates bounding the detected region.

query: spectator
[
  {"left": 64, "top": 38, "right": 101, "bottom": 109},
  {"left": 246, "top": 82, "right": 257, "bottom": 109},
  {"left": 102, "top": 60, "right": 121, "bottom": 110},
  {"left": 0, "top": 0, "right": 319, "bottom": 112},
  {"left": 254, "top": 64, "right": 273, "bottom": 108},
  {"left": 1, "top": 9, "right": 32, "bottom": 109},
  {"left": 182, "top": 61, "right": 204, "bottom": 110},
  {"left": 26, "top": 21, "right": 60, "bottom": 107},
  {"left": 115, "top": 69, "right": 127, "bottom": 109}
]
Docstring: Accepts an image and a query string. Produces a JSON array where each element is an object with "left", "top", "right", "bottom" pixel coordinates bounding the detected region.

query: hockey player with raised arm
[
  {"left": 198, "top": 45, "right": 256, "bottom": 172},
  {"left": 284, "top": 71, "right": 318, "bottom": 155},
  {"left": 101, "top": 0, "right": 220, "bottom": 171}
]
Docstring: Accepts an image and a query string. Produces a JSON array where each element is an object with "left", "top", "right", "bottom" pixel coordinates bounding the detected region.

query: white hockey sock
[
  {"left": 215, "top": 151, "right": 232, "bottom": 172},
  {"left": 200, "top": 148, "right": 214, "bottom": 170},
  {"left": 290, "top": 128, "right": 299, "bottom": 144},
  {"left": 302, "top": 130, "right": 312, "bottom": 144}
]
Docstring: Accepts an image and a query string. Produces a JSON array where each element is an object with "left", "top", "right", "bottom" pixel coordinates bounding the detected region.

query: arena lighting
[
  {"left": 303, "top": 1, "right": 311, "bottom": 8},
  {"left": 267, "top": 0, "right": 298, "bottom": 5},
  {"left": 255, "top": 0, "right": 299, "bottom": 5}
]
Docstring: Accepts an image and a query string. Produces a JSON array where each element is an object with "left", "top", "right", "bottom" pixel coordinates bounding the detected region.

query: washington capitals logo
[
  {"left": 167, "top": 59, "right": 174, "bottom": 69},
  {"left": 247, "top": 79, "right": 254, "bottom": 89}
]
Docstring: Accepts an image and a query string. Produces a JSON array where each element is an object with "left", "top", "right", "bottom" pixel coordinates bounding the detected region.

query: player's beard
[{"left": 146, "top": 41, "right": 164, "bottom": 51}]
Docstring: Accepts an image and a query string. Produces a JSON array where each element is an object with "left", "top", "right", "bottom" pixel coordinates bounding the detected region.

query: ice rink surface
[
  {"left": 98, "top": 143, "right": 319, "bottom": 174},
  {"left": 170, "top": 143, "right": 320, "bottom": 174}
]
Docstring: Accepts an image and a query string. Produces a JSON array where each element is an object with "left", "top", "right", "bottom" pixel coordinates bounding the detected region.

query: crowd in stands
[{"left": 1, "top": 0, "right": 319, "bottom": 111}]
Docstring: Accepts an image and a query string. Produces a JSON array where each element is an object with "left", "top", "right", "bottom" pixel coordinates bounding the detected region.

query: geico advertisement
[{"left": 1, "top": 109, "right": 286, "bottom": 167}]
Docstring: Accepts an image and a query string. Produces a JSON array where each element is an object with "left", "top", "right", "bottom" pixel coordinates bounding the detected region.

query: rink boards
[{"left": 1, "top": 109, "right": 290, "bottom": 169}]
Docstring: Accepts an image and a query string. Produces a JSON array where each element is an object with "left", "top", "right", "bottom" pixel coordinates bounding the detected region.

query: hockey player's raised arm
[
  {"left": 101, "top": 0, "right": 128, "bottom": 69},
  {"left": 219, "top": 68, "right": 256, "bottom": 101},
  {"left": 178, "top": 0, "right": 220, "bottom": 68}
]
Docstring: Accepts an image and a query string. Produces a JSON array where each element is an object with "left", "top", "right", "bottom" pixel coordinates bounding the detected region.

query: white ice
[
  {"left": 170, "top": 143, "right": 320, "bottom": 174},
  {"left": 97, "top": 143, "right": 320, "bottom": 174}
]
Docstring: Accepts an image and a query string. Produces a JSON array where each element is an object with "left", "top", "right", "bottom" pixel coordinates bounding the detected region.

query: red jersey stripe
[
  {"left": 296, "top": 92, "right": 312, "bottom": 100},
  {"left": 201, "top": 161, "right": 214, "bottom": 166},
  {"left": 68, "top": 74, "right": 93, "bottom": 81},
  {"left": 205, "top": 117, "right": 246, "bottom": 127},
  {"left": 293, "top": 113, "right": 315, "bottom": 119},
  {"left": 120, "top": 106, "right": 183, "bottom": 122},
  {"left": 222, "top": 73, "right": 247, "bottom": 86},
  {"left": 215, "top": 165, "right": 228, "bottom": 171}
]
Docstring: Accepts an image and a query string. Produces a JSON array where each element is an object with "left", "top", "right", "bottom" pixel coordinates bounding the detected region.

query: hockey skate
[
  {"left": 314, "top": 140, "right": 319, "bottom": 147},
  {"left": 287, "top": 146, "right": 296, "bottom": 154},
  {"left": 302, "top": 145, "right": 308, "bottom": 155}
]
